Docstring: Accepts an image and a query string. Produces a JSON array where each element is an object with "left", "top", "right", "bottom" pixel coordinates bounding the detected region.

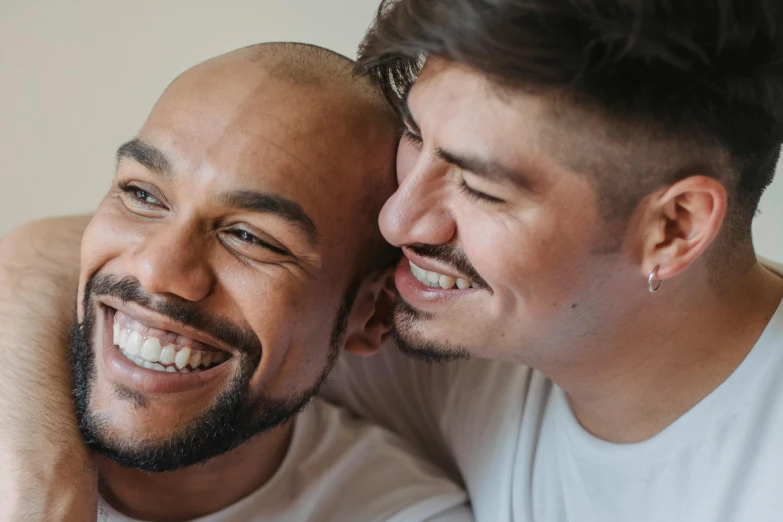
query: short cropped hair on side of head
[{"left": 356, "top": 0, "right": 783, "bottom": 258}]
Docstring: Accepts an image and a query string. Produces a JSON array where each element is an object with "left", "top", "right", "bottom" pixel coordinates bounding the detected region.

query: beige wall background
[{"left": 1, "top": 0, "right": 781, "bottom": 260}]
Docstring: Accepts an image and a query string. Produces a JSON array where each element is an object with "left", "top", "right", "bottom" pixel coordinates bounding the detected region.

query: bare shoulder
[
  {"left": 1, "top": 215, "right": 90, "bottom": 269},
  {"left": 1, "top": 215, "right": 90, "bottom": 301}
]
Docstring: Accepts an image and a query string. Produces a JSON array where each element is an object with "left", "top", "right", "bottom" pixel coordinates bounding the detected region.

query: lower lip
[
  {"left": 394, "top": 257, "right": 479, "bottom": 307},
  {"left": 100, "top": 307, "right": 234, "bottom": 394}
]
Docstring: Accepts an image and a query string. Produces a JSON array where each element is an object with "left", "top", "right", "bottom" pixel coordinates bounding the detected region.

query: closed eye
[
  {"left": 401, "top": 128, "right": 423, "bottom": 146},
  {"left": 458, "top": 179, "right": 505, "bottom": 205}
]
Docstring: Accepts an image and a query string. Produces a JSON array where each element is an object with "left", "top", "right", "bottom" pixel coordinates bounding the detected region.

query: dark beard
[
  {"left": 392, "top": 298, "right": 471, "bottom": 364},
  {"left": 71, "top": 274, "right": 357, "bottom": 473}
]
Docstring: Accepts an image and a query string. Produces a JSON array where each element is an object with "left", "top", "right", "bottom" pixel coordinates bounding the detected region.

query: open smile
[{"left": 99, "top": 300, "right": 235, "bottom": 394}]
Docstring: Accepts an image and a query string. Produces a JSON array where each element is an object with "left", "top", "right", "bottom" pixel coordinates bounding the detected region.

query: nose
[
  {"left": 379, "top": 156, "right": 457, "bottom": 248},
  {"left": 125, "top": 219, "right": 216, "bottom": 302}
]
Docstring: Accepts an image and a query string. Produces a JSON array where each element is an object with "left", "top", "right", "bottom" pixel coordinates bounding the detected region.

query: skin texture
[
  {"left": 387, "top": 57, "right": 783, "bottom": 442},
  {"left": 2, "top": 53, "right": 782, "bottom": 520},
  {"left": 1, "top": 45, "right": 400, "bottom": 522},
  {"left": 0, "top": 216, "right": 96, "bottom": 522}
]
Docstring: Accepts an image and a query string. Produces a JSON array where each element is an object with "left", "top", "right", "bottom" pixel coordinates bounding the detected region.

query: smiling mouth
[
  {"left": 111, "top": 309, "right": 232, "bottom": 374},
  {"left": 408, "top": 260, "right": 478, "bottom": 290}
]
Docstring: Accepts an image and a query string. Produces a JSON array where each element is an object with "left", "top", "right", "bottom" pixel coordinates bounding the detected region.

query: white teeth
[
  {"left": 140, "top": 338, "right": 162, "bottom": 363},
  {"left": 159, "top": 344, "right": 176, "bottom": 365},
  {"left": 126, "top": 332, "right": 143, "bottom": 356},
  {"left": 439, "top": 275, "right": 456, "bottom": 289},
  {"left": 119, "top": 328, "right": 130, "bottom": 349},
  {"left": 409, "top": 261, "right": 475, "bottom": 290},
  {"left": 189, "top": 351, "right": 202, "bottom": 369},
  {"left": 175, "top": 347, "right": 191, "bottom": 369},
  {"left": 118, "top": 346, "right": 203, "bottom": 374},
  {"left": 112, "top": 313, "right": 230, "bottom": 374}
]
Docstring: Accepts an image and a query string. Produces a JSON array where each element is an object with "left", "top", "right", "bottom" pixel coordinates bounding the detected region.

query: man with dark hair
[
  {"left": 323, "top": 1, "right": 783, "bottom": 521},
  {"left": 2, "top": 1, "right": 783, "bottom": 521},
  {"left": 0, "top": 42, "right": 472, "bottom": 522}
]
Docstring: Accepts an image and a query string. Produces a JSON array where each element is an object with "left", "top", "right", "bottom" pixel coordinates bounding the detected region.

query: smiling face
[
  {"left": 382, "top": 58, "right": 650, "bottom": 365},
  {"left": 71, "top": 48, "right": 398, "bottom": 471}
]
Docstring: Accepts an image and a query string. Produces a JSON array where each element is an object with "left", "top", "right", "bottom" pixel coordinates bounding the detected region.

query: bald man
[{"left": 0, "top": 43, "right": 470, "bottom": 522}]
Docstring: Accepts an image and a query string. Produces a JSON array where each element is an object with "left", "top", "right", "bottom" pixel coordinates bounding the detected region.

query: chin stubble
[{"left": 70, "top": 274, "right": 357, "bottom": 473}]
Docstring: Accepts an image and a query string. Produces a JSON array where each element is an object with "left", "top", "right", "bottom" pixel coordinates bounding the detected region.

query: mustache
[
  {"left": 86, "top": 275, "right": 262, "bottom": 358},
  {"left": 407, "top": 243, "right": 490, "bottom": 291}
]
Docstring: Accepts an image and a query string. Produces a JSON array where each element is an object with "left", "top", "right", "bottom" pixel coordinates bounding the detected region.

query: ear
[
  {"left": 635, "top": 175, "right": 727, "bottom": 281},
  {"left": 343, "top": 267, "right": 397, "bottom": 357}
]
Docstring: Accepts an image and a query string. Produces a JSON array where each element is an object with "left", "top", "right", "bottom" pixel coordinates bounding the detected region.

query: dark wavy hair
[{"left": 356, "top": 0, "right": 783, "bottom": 244}]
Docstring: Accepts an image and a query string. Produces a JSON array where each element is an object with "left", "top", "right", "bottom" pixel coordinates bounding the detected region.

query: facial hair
[{"left": 71, "top": 274, "right": 358, "bottom": 473}]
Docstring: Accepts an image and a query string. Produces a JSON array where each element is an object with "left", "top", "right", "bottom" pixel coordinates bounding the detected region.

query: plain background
[{"left": 1, "top": 0, "right": 780, "bottom": 260}]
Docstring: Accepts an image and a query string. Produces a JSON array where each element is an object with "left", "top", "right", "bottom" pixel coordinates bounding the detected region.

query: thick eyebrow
[
  {"left": 435, "top": 147, "right": 536, "bottom": 193},
  {"left": 218, "top": 191, "right": 319, "bottom": 246},
  {"left": 116, "top": 138, "right": 173, "bottom": 179},
  {"left": 402, "top": 90, "right": 534, "bottom": 192}
]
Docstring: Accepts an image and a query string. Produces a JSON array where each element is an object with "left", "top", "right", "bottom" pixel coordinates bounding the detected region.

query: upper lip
[
  {"left": 99, "top": 297, "right": 234, "bottom": 355},
  {"left": 403, "top": 247, "right": 472, "bottom": 281}
]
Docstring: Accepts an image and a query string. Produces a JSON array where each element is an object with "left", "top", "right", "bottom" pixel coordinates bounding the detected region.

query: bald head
[
  {"left": 77, "top": 44, "right": 402, "bottom": 472},
  {"left": 132, "top": 42, "right": 400, "bottom": 277}
]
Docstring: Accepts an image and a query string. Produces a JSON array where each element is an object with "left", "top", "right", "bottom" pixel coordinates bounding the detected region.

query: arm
[
  {"left": 321, "top": 345, "right": 468, "bottom": 483},
  {"left": 0, "top": 216, "right": 97, "bottom": 521}
]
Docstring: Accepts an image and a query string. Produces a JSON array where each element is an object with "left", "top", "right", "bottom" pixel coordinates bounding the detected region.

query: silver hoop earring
[{"left": 648, "top": 266, "right": 662, "bottom": 293}]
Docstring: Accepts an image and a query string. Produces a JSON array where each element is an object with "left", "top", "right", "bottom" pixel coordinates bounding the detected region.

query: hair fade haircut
[{"left": 356, "top": 0, "right": 783, "bottom": 245}]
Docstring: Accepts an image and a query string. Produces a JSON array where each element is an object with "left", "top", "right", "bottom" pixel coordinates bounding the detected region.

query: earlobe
[
  {"left": 343, "top": 268, "right": 397, "bottom": 357},
  {"left": 638, "top": 175, "right": 727, "bottom": 281}
]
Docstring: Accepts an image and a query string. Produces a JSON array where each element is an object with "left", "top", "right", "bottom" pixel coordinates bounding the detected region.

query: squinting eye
[
  {"left": 230, "top": 229, "right": 290, "bottom": 256},
  {"left": 118, "top": 182, "right": 163, "bottom": 207},
  {"left": 134, "top": 189, "right": 159, "bottom": 205}
]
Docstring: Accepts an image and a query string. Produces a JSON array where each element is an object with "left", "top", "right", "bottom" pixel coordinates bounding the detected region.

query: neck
[
  {"left": 555, "top": 260, "right": 783, "bottom": 443},
  {"left": 97, "top": 420, "right": 293, "bottom": 522}
]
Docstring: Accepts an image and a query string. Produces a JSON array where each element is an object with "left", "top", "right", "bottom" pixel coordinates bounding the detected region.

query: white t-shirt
[
  {"left": 98, "top": 398, "right": 472, "bottom": 522},
  {"left": 324, "top": 263, "right": 783, "bottom": 522}
]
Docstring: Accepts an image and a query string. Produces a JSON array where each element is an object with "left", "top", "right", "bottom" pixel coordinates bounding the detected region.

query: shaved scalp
[
  {"left": 240, "top": 42, "right": 402, "bottom": 275},
  {"left": 181, "top": 42, "right": 401, "bottom": 276},
  {"left": 242, "top": 42, "right": 398, "bottom": 126},
  {"left": 247, "top": 42, "right": 357, "bottom": 84}
]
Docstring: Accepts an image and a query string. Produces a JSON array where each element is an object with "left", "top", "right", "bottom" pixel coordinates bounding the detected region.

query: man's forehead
[
  {"left": 146, "top": 81, "right": 333, "bottom": 167},
  {"left": 408, "top": 58, "right": 660, "bottom": 182}
]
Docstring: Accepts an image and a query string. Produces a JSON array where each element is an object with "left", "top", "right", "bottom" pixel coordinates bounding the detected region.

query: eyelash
[
  {"left": 118, "top": 181, "right": 164, "bottom": 208},
  {"left": 458, "top": 180, "right": 505, "bottom": 205},
  {"left": 119, "top": 182, "right": 289, "bottom": 257},
  {"left": 400, "top": 128, "right": 503, "bottom": 205},
  {"left": 401, "top": 128, "right": 423, "bottom": 146},
  {"left": 228, "top": 229, "right": 290, "bottom": 256}
]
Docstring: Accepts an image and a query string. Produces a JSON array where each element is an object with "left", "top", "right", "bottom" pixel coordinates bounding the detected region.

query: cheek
[
  {"left": 77, "top": 206, "right": 138, "bottom": 314},
  {"left": 81, "top": 200, "right": 144, "bottom": 266},
  {"left": 396, "top": 139, "right": 419, "bottom": 184},
  {"left": 235, "top": 274, "right": 341, "bottom": 394},
  {"left": 459, "top": 206, "right": 599, "bottom": 304}
]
